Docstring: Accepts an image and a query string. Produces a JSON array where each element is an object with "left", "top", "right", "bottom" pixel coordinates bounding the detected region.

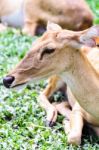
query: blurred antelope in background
[{"left": 0, "top": 0, "right": 93, "bottom": 35}]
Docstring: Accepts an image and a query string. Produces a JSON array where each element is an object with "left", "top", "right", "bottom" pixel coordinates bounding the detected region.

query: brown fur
[{"left": 0, "top": 0, "right": 93, "bottom": 35}]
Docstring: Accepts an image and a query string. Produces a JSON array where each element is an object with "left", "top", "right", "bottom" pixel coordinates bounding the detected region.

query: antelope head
[{"left": 3, "top": 22, "right": 99, "bottom": 88}]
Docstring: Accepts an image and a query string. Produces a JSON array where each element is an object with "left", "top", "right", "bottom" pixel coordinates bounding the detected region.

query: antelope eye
[
  {"left": 40, "top": 48, "right": 55, "bottom": 60},
  {"left": 43, "top": 48, "right": 55, "bottom": 54}
]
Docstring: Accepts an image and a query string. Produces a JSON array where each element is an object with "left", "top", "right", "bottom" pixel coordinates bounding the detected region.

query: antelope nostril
[{"left": 3, "top": 76, "right": 15, "bottom": 88}]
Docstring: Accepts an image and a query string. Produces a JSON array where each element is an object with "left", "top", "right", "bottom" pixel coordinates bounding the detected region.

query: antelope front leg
[
  {"left": 0, "top": 23, "right": 7, "bottom": 32},
  {"left": 39, "top": 92, "right": 57, "bottom": 127},
  {"left": 53, "top": 101, "right": 71, "bottom": 120},
  {"left": 62, "top": 103, "right": 83, "bottom": 143},
  {"left": 54, "top": 101, "right": 71, "bottom": 135},
  {"left": 61, "top": 104, "right": 81, "bottom": 144},
  {"left": 38, "top": 75, "right": 61, "bottom": 127},
  {"left": 67, "top": 103, "right": 84, "bottom": 145},
  {"left": 22, "top": 20, "right": 37, "bottom": 36}
]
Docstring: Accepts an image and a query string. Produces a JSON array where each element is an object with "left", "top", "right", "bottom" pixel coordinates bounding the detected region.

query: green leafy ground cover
[{"left": 0, "top": 1, "right": 99, "bottom": 149}]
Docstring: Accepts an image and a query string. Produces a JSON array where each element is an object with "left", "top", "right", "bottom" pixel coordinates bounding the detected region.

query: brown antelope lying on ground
[
  {"left": 3, "top": 23, "right": 99, "bottom": 145},
  {"left": 0, "top": 0, "right": 93, "bottom": 35}
]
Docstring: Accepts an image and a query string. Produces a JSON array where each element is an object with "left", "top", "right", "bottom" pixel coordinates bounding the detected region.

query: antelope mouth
[{"left": 11, "top": 82, "right": 27, "bottom": 88}]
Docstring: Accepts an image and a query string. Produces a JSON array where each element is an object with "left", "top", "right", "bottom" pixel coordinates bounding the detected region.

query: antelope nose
[{"left": 3, "top": 76, "right": 15, "bottom": 88}]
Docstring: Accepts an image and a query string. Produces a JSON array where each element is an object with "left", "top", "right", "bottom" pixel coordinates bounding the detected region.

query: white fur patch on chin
[
  {"left": 11, "top": 83, "right": 27, "bottom": 93},
  {"left": 11, "top": 75, "right": 52, "bottom": 92}
]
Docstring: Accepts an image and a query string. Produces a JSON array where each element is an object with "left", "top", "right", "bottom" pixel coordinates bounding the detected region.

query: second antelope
[{"left": 0, "top": 0, "right": 93, "bottom": 35}]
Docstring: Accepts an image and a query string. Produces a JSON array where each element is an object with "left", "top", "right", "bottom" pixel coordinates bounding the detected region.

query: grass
[{"left": 0, "top": 1, "right": 99, "bottom": 149}]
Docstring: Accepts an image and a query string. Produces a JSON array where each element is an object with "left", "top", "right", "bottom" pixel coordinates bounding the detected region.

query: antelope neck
[{"left": 62, "top": 51, "right": 99, "bottom": 119}]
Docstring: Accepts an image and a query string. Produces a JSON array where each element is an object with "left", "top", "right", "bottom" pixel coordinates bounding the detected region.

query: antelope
[
  {"left": 0, "top": 0, "right": 93, "bottom": 35},
  {"left": 3, "top": 22, "right": 99, "bottom": 145}
]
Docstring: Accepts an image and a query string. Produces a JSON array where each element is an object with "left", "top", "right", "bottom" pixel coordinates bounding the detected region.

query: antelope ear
[
  {"left": 47, "top": 21, "right": 62, "bottom": 31},
  {"left": 80, "top": 25, "right": 99, "bottom": 47}
]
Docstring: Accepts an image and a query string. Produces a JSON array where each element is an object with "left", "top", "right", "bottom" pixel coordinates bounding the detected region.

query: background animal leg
[
  {"left": 0, "top": 23, "right": 7, "bottom": 32},
  {"left": 22, "top": 21, "right": 37, "bottom": 36}
]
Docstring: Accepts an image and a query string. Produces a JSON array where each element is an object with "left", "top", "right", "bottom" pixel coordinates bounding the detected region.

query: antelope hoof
[
  {"left": 46, "top": 106, "right": 57, "bottom": 127},
  {"left": 68, "top": 131, "right": 81, "bottom": 145},
  {"left": 46, "top": 120, "right": 56, "bottom": 127}
]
